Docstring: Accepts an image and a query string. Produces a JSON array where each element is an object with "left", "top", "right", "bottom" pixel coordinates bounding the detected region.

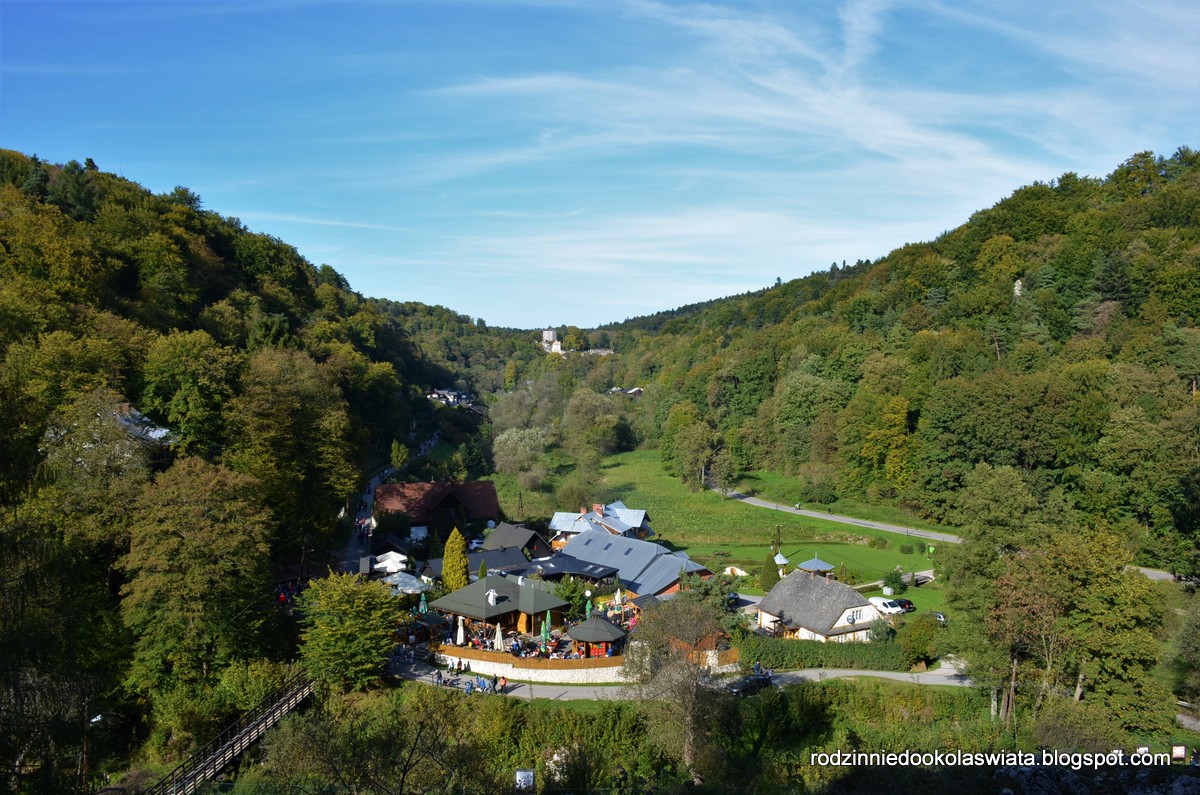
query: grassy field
[
  {"left": 489, "top": 450, "right": 942, "bottom": 586},
  {"left": 680, "top": 540, "right": 936, "bottom": 589}
]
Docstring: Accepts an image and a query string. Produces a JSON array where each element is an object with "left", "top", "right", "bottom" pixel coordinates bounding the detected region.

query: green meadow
[{"left": 493, "top": 450, "right": 945, "bottom": 586}]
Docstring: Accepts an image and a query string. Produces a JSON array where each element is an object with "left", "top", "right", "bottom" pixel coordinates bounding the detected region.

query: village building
[
  {"left": 507, "top": 553, "right": 618, "bottom": 585},
  {"left": 480, "top": 522, "right": 553, "bottom": 560},
  {"left": 374, "top": 480, "right": 500, "bottom": 540},
  {"left": 430, "top": 574, "right": 567, "bottom": 636},
  {"left": 756, "top": 569, "right": 881, "bottom": 643},
  {"left": 418, "top": 547, "right": 528, "bottom": 583},
  {"left": 548, "top": 500, "right": 654, "bottom": 549},
  {"left": 561, "top": 529, "right": 709, "bottom": 598}
]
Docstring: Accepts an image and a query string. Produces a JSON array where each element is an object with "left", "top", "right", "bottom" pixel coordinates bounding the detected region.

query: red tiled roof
[{"left": 374, "top": 481, "right": 499, "bottom": 524}]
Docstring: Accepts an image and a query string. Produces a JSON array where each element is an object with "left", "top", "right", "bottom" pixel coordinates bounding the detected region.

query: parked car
[
  {"left": 467, "top": 538, "right": 485, "bottom": 551},
  {"left": 868, "top": 597, "right": 905, "bottom": 615},
  {"left": 894, "top": 598, "right": 916, "bottom": 613},
  {"left": 727, "top": 674, "right": 772, "bottom": 697}
]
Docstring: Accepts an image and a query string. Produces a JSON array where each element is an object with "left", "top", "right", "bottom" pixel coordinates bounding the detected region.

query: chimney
[
  {"left": 580, "top": 507, "right": 587, "bottom": 515},
  {"left": 809, "top": 569, "right": 814, "bottom": 578},
  {"left": 825, "top": 572, "right": 831, "bottom": 583},
  {"left": 592, "top": 503, "right": 604, "bottom": 514}
]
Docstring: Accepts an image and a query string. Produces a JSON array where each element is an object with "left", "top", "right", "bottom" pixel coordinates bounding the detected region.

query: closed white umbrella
[
  {"left": 456, "top": 615, "right": 465, "bottom": 646},
  {"left": 494, "top": 623, "right": 504, "bottom": 649}
]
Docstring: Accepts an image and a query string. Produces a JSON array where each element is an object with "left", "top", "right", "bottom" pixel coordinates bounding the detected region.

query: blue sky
[{"left": 2, "top": 1, "right": 1197, "bottom": 329}]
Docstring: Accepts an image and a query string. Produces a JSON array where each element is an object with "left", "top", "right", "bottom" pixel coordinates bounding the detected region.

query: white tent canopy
[
  {"left": 373, "top": 550, "right": 409, "bottom": 574},
  {"left": 382, "top": 571, "right": 429, "bottom": 594}
]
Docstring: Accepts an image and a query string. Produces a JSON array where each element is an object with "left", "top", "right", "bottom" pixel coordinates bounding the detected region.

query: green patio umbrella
[
  {"left": 541, "top": 616, "right": 550, "bottom": 643},
  {"left": 418, "top": 592, "right": 428, "bottom": 614},
  {"left": 585, "top": 597, "right": 593, "bottom": 617}
]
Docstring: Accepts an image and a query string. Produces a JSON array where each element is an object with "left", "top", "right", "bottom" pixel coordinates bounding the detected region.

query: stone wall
[{"left": 430, "top": 645, "right": 741, "bottom": 683}]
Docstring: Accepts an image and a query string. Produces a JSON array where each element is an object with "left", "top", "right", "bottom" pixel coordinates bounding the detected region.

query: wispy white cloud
[{"left": 237, "top": 211, "right": 418, "bottom": 233}]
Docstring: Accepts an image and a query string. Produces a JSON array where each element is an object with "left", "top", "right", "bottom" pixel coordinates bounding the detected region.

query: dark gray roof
[
  {"left": 630, "top": 593, "right": 661, "bottom": 610},
  {"left": 508, "top": 553, "right": 618, "bottom": 581},
  {"left": 481, "top": 523, "right": 547, "bottom": 553},
  {"left": 634, "top": 555, "right": 709, "bottom": 597},
  {"left": 428, "top": 575, "right": 567, "bottom": 622},
  {"left": 757, "top": 570, "right": 870, "bottom": 637},
  {"left": 567, "top": 615, "right": 627, "bottom": 643},
  {"left": 421, "top": 547, "right": 528, "bottom": 580}
]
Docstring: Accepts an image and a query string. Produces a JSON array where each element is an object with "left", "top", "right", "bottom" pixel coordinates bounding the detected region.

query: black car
[
  {"left": 895, "top": 598, "right": 916, "bottom": 613},
  {"left": 726, "top": 674, "right": 772, "bottom": 697}
]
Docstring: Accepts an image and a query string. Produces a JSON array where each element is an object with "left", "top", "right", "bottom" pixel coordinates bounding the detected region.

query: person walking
[
  {"left": 491, "top": 673, "right": 498, "bottom": 694},
  {"left": 499, "top": 675, "right": 507, "bottom": 694}
]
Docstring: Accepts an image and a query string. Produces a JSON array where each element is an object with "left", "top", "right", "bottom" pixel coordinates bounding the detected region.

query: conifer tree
[
  {"left": 443, "top": 528, "right": 469, "bottom": 592},
  {"left": 759, "top": 553, "right": 779, "bottom": 592}
]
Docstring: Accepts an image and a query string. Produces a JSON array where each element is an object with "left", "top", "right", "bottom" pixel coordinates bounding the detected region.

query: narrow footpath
[{"left": 719, "top": 489, "right": 962, "bottom": 545}]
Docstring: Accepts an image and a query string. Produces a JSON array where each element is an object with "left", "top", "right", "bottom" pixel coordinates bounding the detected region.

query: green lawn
[
  {"left": 860, "top": 581, "right": 948, "bottom": 615},
  {"left": 682, "top": 540, "right": 935, "bottom": 589},
  {"left": 492, "top": 449, "right": 944, "bottom": 585}
]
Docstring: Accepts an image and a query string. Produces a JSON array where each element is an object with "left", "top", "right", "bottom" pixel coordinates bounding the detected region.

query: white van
[{"left": 868, "top": 596, "right": 905, "bottom": 615}]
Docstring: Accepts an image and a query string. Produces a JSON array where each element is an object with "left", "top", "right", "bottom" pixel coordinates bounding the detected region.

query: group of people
[
  {"left": 752, "top": 660, "right": 774, "bottom": 679},
  {"left": 434, "top": 661, "right": 507, "bottom": 695},
  {"left": 275, "top": 580, "right": 302, "bottom": 609},
  {"left": 464, "top": 674, "right": 506, "bottom": 695},
  {"left": 354, "top": 516, "right": 372, "bottom": 543}
]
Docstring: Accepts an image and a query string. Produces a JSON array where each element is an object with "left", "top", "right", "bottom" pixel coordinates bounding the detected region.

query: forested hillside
[
  {"left": 587, "top": 149, "right": 1200, "bottom": 576},
  {"left": 0, "top": 150, "right": 450, "bottom": 789}
]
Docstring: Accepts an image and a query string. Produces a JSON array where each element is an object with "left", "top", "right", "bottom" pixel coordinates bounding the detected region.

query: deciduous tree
[
  {"left": 622, "top": 597, "right": 726, "bottom": 784},
  {"left": 297, "top": 573, "right": 402, "bottom": 692},
  {"left": 122, "top": 458, "right": 273, "bottom": 696}
]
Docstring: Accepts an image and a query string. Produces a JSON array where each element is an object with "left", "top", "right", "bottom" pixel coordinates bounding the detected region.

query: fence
[
  {"left": 431, "top": 643, "right": 623, "bottom": 670},
  {"left": 141, "top": 674, "right": 313, "bottom": 795}
]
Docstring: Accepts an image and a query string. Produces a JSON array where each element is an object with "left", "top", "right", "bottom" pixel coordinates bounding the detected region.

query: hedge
[{"left": 734, "top": 634, "right": 908, "bottom": 672}]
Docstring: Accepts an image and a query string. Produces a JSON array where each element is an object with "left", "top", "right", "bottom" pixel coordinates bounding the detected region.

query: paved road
[
  {"left": 772, "top": 663, "right": 972, "bottom": 688},
  {"left": 1131, "top": 566, "right": 1177, "bottom": 581},
  {"left": 338, "top": 465, "right": 397, "bottom": 573},
  {"left": 720, "top": 490, "right": 962, "bottom": 545}
]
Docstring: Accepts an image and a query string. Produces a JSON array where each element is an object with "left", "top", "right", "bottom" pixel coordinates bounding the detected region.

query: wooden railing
[
  {"left": 142, "top": 674, "right": 313, "bottom": 795},
  {"left": 432, "top": 643, "right": 623, "bottom": 670}
]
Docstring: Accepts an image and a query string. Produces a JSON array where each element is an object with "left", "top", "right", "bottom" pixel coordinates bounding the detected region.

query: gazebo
[
  {"left": 796, "top": 556, "right": 834, "bottom": 574},
  {"left": 429, "top": 575, "right": 567, "bottom": 640},
  {"left": 566, "top": 614, "right": 627, "bottom": 658}
]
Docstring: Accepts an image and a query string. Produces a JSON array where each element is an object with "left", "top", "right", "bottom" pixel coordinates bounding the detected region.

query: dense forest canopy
[{"left": 1, "top": 147, "right": 1198, "bottom": 792}]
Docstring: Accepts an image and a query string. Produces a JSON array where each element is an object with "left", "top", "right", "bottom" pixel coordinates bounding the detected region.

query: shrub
[
  {"left": 898, "top": 544, "right": 913, "bottom": 555},
  {"left": 734, "top": 635, "right": 907, "bottom": 672},
  {"left": 867, "top": 618, "right": 895, "bottom": 644},
  {"left": 896, "top": 614, "right": 939, "bottom": 668},
  {"left": 916, "top": 541, "right": 928, "bottom": 554},
  {"left": 867, "top": 537, "right": 889, "bottom": 549},
  {"left": 882, "top": 569, "right": 907, "bottom": 593}
]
